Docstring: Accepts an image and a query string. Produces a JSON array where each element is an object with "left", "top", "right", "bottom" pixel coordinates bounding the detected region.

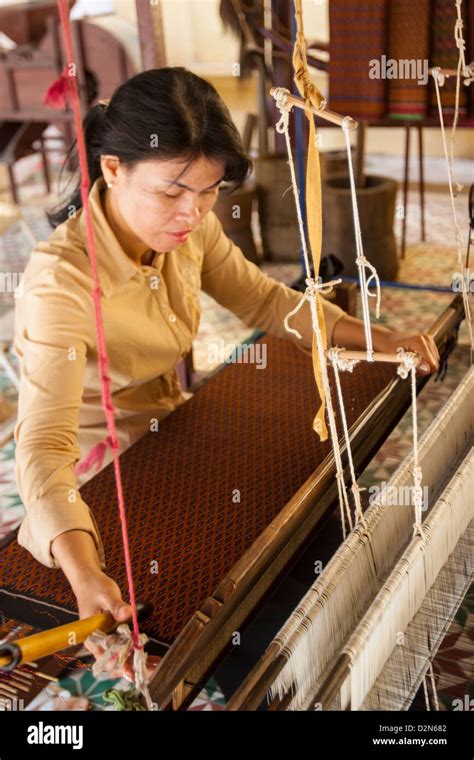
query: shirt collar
[{"left": 79, "top": 175, "right": 144, "bottom": 298}]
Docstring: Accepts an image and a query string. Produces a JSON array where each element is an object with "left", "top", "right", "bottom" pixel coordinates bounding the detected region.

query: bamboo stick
[
  {"left": 326, "top": 349, "right": 422, "bottom": 366},
  {"left": 270, "top": 87, "right": 358, "bottom": 130}
]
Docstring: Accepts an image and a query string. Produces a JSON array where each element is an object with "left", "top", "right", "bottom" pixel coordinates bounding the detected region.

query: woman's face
[{"left": 100, "top": 154, "right": 226, "bottom": 253}]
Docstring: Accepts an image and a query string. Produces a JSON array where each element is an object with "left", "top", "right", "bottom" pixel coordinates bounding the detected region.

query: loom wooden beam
[{"left": 270, "top": 87, "right": 358, "bottom": 130}]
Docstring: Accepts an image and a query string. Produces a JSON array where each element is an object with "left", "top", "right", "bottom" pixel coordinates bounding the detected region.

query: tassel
[
  {"left": 44, "top": 66, "right": 72, "bottom": 110},
  {"left": 74, "top": 435, "right": 119, "bottom": 477}
]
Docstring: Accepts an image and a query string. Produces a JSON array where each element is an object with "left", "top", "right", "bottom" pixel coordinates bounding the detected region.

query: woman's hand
[
  {"left": 374, "top": 330, "right": 440, "bottom": 376},
  {"left": 75, "top": 568, "right": 160, "bottom": 682}
]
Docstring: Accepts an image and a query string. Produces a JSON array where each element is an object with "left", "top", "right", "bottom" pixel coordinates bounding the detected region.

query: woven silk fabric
[
  {"left": 329, "top": 0, "right": 389, "bottom": 120},
  {"left": 0, "top": 336, "right": 395, "bottom": 645},
  {"left": 387, "top": 0, "right": 431, "bottom": 119}
]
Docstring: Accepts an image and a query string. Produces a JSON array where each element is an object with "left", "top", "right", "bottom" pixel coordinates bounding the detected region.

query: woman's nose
[{"left": 175, "top": 195, "right": 202, "bottom": 224}]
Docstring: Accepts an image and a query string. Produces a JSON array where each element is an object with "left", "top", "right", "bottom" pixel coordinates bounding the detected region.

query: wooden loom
[
  {"left": 0, "top": 297, "right": 465, "bottom": 710},
  {"left": 226, "top": 361, "right": 473, "bottom": 711},
  {"left": 0, "top": 1, "right": 471, "bottom": 713}
]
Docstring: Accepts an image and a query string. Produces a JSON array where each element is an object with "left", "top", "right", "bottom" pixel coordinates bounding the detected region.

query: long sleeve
[
  {"left": 201, "top": 211, "right": 347, "bottom": 352},
  {"left": 13, "top": 270, "right": 106, "bottom": 570}
]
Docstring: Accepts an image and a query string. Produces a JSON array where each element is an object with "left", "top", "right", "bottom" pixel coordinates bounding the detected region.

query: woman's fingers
[{"left": 415, "top": 335, "right": 440, "bottom": 375}]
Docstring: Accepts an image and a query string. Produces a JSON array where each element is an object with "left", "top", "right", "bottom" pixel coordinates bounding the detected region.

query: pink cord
[{"left": 45, "top": 0, "right": 141, "bottom": 648}]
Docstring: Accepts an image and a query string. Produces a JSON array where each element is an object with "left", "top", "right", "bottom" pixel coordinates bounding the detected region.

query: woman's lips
[{"left": 168, "top": 230, "right": 191, "bottom": 242}]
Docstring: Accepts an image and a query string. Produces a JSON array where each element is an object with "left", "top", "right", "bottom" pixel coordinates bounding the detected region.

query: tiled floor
[{"left": 0, "top": 149, "right": 472, "bottom": 711}]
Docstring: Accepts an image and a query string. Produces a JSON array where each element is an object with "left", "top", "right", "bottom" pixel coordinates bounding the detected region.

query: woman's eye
[{"left": 163, "top": 192, "right": 180, "bottom": 198}]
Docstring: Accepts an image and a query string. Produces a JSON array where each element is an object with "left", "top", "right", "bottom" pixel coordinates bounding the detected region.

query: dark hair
[{"left": 48, "top": 67, "right": 253, "bottom": 227}]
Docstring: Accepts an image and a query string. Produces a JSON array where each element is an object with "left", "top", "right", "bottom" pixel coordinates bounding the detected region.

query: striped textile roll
[
  {"left": 387, "top": 0, "right": 431, "bottom": 120},
  {"left": 328, "top": 0, "right": 389, "bottom": 120},
  {"left": 429, "top": 0, "right": 469, "bottom": 117}
]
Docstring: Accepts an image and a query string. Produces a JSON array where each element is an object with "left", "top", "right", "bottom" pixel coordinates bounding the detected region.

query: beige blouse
[{"left": 13, "top": 176, "right": 346, "bottom": 570}]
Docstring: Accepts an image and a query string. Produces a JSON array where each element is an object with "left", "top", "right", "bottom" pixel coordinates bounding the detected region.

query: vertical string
[{"left": 55, "top": 0, "right": 141, "bottom": 649}]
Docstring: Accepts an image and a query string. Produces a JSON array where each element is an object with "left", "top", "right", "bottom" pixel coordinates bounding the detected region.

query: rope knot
[
  {"left": 284, "top": 277, "right": 342, "bottom": 339},
  {"left": 327, "top": 346, "right": 359, "bottom": 373},
  {"left": 273, "top": 87, "right": 293, "bottom": 134},
  {"left": 396, "top": 348, "right": 419, "bottom": 379},
  {"left": 431, "top": 66, "right": 445, "bottom": 87}
]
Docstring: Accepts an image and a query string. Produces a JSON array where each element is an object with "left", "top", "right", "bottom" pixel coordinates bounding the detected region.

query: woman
[{"left": 14, "top": 67, "right": 439, "bottom": 649}]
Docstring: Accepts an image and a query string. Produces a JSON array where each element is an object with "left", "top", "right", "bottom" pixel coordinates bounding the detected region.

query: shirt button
[{"left": 168, "top": 313, "right": 177, "bottom": 323}]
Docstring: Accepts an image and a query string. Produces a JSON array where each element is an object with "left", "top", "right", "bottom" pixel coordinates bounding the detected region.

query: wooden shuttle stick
[{"left": 0, "top": 601, "right": 152, "bottom": 670}]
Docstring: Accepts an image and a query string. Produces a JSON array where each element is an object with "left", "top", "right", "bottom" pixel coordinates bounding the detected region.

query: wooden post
[{"left": 136, "top": 0, "right": 166, "bottom": 70}]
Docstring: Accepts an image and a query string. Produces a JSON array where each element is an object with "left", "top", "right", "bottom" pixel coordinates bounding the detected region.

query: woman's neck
[{"left": 102, "top": 182, "right": 151, "bottom": 266}]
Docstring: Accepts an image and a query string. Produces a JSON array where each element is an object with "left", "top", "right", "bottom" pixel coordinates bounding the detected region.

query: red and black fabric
[
  {"left": 329, "top": 0, "right": 389, "bottom": 120},
  {"left": 0, "top": 335, "right": 395, "bottom": 650},
  {"left": 387, "top": 0, "right": 431, "bottom": 120}
]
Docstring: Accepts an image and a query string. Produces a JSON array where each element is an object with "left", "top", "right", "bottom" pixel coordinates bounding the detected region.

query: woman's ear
[{"left": 100, "top": 155, "right": 121, "bottom": 186}]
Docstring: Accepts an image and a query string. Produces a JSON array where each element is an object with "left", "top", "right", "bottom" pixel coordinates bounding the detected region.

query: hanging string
[
  {"left": 431, "top": 66, "right": 473, "bottom": 361},
  {"left": 396, "top": 350, "right": 425, "bottom": 540},
  {"left": 327, "top": 348, "right": 366, "bottom": 525},
  {"left": 272, "top": 0, "right": 382, "bottom": 535},
  {"left": 341, "top": 118, "right": 382, "bottom": 361},
  {"left": 45, "top": 0, "right": 148, "bottom": 699},
  {"left": 274, "top": 91, "right": 353, "bottom": 537},
  {"left": 451, "top": 0, "right": 474, "bottom": 193}
]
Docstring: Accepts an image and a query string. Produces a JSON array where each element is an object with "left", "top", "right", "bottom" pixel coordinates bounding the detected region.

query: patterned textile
[
  {"left": 0, "top": 335, "right": 395, "bottom": 646},
  {"left": 387, "top": 0, "right": 431, "bottom": 119},
  {"left": 429, "top": 0, "right": 470, "bottom": 117},
  {"left": 329, "top": 0, "right": 389, "bottom": 119}
]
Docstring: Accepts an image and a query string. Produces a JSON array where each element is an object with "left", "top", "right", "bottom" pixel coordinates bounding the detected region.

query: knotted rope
[{"left": 431, "top": 65, "right": 473, "bottom": 362}]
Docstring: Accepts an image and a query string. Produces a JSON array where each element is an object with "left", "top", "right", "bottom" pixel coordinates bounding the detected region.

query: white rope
[
  {"left": 273, "top": 87, "right": 353, "bottom": 536},
  {"left": 431, "top": 67, "right": 473, "bottom": 361},
  {"left": 450, "top": 0, "right": 469, "bottom": 193},
  {"left": 327, "top": 347, "right": 366, "bottom": 525},
  {"left": 342, "top": 117, "right": 382, "bottom": 362},
  {"left": 396, "top": 349, "right": 425, "bottom": 540}
]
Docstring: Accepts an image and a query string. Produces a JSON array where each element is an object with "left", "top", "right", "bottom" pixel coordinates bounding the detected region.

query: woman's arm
[
  {"left": 51, "top": 530, "right": 132, "bottom": 620},
  {"left": 201, "top": 211, "right": 346, "bottom": 346},
  {"left": 200, "top": 211, "right": 439, "bottom": 374},
  {"left": 332, "top": 313, "right": 440, "bottom": 375},
  {"left": 14, "top": 272, "right": 131, "bottom": 625}
]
